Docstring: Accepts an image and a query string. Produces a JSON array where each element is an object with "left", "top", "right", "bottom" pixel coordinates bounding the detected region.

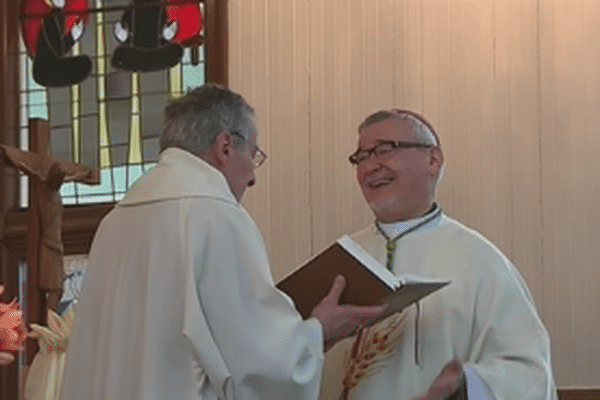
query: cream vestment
[
  {"left": 61, "top": 148, "right": 324, "bottom": 400},
  {"left": 320, "top": 209, "right": 557, "bottom": 400}
]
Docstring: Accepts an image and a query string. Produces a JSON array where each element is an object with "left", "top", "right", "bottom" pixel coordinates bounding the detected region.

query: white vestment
[
  {"left": 61, "top": 148, "right": 324, "bottom": 400},
  {"left": 320, "top": 210, "right": 557, "bottom": 400}
]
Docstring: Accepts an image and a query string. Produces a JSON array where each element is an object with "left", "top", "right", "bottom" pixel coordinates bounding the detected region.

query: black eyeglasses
[
  {"left": 230, "top": 132, "right": 267, "bottom": 168},
  {"left": 349, "top": 140, "right": 434, "bottom": 165}
]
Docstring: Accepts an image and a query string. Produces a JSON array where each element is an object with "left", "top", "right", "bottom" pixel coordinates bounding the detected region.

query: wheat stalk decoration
[{"left": 339, "top": 311, "right": 408, "bottom": 400}]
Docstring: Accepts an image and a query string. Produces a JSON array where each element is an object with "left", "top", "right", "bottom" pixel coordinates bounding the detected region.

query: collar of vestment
[
  {"left": 376, "top": 204, "right": 442, "bottom": 239},
  {"left": 118, "top": 147, "right": 238, "bottom": 207}
]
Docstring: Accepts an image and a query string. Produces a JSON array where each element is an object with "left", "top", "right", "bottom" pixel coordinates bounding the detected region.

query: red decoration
[
  {"left": 20, "top": 0, "right": 51, "bottom": 58},
  {"left": 63, "top": 0, "right": 90, "bottom": 38},
  {"left": 0, "top": 285, "right": 27, "bottom": 365},
  {"left": 165, "top": 0, "right": 203, "bottom": 47},
  {"left": 20, "top": 0, "right": 89, "bottom": 58}
]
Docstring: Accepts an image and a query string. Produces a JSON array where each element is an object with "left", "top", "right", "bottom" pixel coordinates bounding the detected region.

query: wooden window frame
[{"left": 0, "top": 1, "right": 228, "bottom": 398}]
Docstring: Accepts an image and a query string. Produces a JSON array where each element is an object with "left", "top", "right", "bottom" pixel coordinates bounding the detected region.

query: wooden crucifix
[{"left": 0, "top": 119, "right": 99, "bottom": 332}]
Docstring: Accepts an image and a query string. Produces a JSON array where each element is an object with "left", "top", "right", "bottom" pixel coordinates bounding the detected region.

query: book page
[
  {"left": 336, "top": 235, "right": 401, "bottom": 290},
  {"left": 398, "top": 273, "right": 451, "bottom": 286}
]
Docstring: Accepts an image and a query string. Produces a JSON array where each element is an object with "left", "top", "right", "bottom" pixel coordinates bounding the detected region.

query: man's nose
[
  {"left": 248, "top": 170, "right": 257, "bottom": 187},
  {"left": 358, "top": 156, "right": 383, "bottom": 174}
]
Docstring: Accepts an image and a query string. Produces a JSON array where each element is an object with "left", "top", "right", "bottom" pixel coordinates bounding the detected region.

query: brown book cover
[{"left": 277, "top": 236, "right": 449, "bottom": 321}]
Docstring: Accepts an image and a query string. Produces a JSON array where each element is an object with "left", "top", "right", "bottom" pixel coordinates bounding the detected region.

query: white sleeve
[
  {"left": 187, "top": 200, "right": 324, "bottom": 400},
  {"left": 464, "top": 248, "right": 558, "bottom": 400}
]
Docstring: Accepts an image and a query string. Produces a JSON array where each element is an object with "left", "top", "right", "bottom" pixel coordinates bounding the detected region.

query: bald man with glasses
[{"left": 320, "top": 110, "right": 557, "bottom": 400}]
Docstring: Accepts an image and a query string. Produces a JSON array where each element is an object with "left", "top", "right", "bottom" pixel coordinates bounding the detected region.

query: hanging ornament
[
  {"left": 20, "top": 0, "right": 92, "bottom": 87},
  {"left": 111, "top": 0, "right": 185, "bottom": 72}
]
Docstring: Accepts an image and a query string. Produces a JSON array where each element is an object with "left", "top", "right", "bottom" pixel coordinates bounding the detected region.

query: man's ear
[
  {"left": 427, "top": 146, "right": 444, "bottom": 176},
  {"left": 208, "top": 131, "right": 233, "bottom": 168}
]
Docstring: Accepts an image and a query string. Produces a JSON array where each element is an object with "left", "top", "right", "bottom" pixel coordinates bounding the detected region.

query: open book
[{"left": 277, "top": 235, "right": 449, "bottom": 321}]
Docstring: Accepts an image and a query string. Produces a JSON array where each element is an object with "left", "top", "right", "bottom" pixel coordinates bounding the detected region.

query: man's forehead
[{"left": 359, "top": 118, "right": 415, "bottom": 142}]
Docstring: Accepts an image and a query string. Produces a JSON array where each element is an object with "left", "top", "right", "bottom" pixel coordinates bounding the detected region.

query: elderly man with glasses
[
  {"left": 61, "top": 84, "right": 384, "bottom": 400},
  {"left": 320, "top": 110, "right": 558, "bottom": 400}
]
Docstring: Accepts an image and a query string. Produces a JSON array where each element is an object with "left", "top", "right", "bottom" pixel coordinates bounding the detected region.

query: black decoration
[
  {"left": 33, "top": 8, "right": 92, "bottom": 87},
  {"left": 111, "top": 0, "right": 183, "bottom": 72}
]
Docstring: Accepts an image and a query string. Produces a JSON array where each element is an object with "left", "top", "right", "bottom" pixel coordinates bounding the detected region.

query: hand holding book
[
  {"left": 309, "top": 275, "right": 386, "bottom": 351},
  {"left": 277, "top": 236, "right": 449, "bottom": 324}
]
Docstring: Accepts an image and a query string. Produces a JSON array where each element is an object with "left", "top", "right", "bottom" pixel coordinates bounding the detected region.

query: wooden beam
[
  {"left": 0, "top": 0, "right": 22, "bottom": 398},
  {"left": 205, "top": 0, "right": 228, "bottom": 86}
]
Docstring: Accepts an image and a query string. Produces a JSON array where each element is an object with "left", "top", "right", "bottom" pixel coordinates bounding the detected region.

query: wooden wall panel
[
  {"left": 230, "top": 0, "right": 313, "bottom": 280},
  {"left": 539, "top": 0, "right": 600, "bottom": 386},
  {"left": 308, "top": 0, "right": 376, "bottom": 255},
  {"left": 492, "top": 0, "right": 545, "bottom": 306}
]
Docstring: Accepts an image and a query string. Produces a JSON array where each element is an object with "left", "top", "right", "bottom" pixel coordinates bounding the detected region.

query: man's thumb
[{"left": 325, "top": 275, "right": 346, "bottom": 303}]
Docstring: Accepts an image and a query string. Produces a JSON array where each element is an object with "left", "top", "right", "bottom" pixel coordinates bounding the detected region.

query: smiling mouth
[{"left": 368, "top": 178, "right": 393, "bottom": 189}]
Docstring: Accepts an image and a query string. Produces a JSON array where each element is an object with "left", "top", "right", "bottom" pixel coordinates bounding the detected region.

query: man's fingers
[
  {"left": 324, "top": 275, "right": 346, "bottom": 303},
  {"left": 420, "top": 359, "right": 464, "bottom": 400},
  {"left": 441, "top": 359, "right": 462, "bottom": 375},
  {"left": 344, "top": 304, "right": 387, "bottom": 319},
  {"left": 312, "top": 276, "right": 390, "bottom": 349}
]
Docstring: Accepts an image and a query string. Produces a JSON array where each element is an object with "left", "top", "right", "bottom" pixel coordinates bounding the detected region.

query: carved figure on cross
[{"left": 0, "top": 119, "right": 99, "bottom": 322}]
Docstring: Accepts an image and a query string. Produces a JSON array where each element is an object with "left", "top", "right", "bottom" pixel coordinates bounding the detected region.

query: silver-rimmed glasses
[{"left": 231, "top": 131, "right": 267, "bottom": 168}]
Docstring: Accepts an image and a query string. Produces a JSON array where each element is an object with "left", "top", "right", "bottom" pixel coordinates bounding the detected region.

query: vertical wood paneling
[
  {"left": 230, "top": 0, "right": 272, "bottom": 267},
  {"left": 345, "top": 2, "right": 378, "bottom": 234},
  {"left": 307, "top": 0, "right": 331, "bottom": 250},
  {"left": 268, "top": 0, "right": 311, "bottom": 278},
  {"left": 231, "top": 0, "right": 312, "bottom": 279},
  {"left": 496, "top": 0, "right": 544, "bottom": 308},
  {"left": 230, "top": 0, "right": 600, "bottom": 388},
  {"left": 308, "top": 0, "right": 376, "bottom": 255},
  {"left": 539, "top": 1, "right": 600, "bottom": 385}
]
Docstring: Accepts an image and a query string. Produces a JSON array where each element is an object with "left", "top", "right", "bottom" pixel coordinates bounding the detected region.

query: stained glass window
[{"left": 19, "top": 0, "right": 206, "bottom": 206}]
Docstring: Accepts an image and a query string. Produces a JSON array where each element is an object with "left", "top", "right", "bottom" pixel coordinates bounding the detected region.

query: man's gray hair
[
  {"left": 160, "top": 84, "right": 255, "bottom": 157},
  {"left": 358, "top": 109, "right": 440, "bottom": 147}
]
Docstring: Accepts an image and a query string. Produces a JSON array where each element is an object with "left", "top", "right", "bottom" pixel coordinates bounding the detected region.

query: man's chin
[{"left": 367, "top": 198, "right": 397, "bottom": 219}]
